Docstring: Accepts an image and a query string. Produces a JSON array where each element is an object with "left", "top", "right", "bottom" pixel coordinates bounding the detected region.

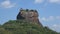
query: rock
[{"left": 17, "top": 8, "right": 43, "bottom": 26}]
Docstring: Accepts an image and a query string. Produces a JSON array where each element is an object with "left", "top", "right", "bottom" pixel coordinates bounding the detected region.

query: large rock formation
[{"left": 17, "top": 8, "right": 42, "bottom": 26}]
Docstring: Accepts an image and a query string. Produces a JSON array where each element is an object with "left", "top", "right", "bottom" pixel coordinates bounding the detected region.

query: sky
[{"left": 0, "top": 0, "right": 60, "bottom": 32}]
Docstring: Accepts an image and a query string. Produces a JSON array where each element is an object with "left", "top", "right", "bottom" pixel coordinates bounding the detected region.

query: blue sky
[{"left": 0, "top": 0, "right": 60, "bottom": 32}]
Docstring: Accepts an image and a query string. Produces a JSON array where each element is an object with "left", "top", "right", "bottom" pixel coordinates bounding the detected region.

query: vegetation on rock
[{"left": 0, "top": 20, "right": 60, "bottom": 34}]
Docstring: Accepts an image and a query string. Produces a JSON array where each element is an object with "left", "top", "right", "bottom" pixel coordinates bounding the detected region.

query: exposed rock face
[{"left": 17, "top": 8, "right": 42, "bottom": 26}]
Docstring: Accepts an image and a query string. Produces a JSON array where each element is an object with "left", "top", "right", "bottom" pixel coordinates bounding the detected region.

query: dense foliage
[{"left": 0, "top": 20, "right": 60, "bottom": 34}]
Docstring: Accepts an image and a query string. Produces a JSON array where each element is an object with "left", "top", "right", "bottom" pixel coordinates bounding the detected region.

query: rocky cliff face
[{"left": 17, "top": 8, "right": 42, "bottom": 26}]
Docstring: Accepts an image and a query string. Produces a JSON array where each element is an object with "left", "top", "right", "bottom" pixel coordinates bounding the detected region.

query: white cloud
[
  {"left": 53, "top": 24, "right": 60, "bottom": 28},
  {"left": 41, "top": 16, "right": 55, "bottom": 22},
  {"left": 34, "top": 0, "right": 44, "bottom": 4},
  {"left": 51, "top": 24, "right": 60, "bottom": 32},
  {"left": 49, "top": 0, "right": 60, "bottom": 3},
  {"left": 34, "top": 0, "right": 60, "bottom": 4},
  {"left": 48, "top": 16, "right": 54, "bottom": 20},
  {"left": 40, "top": 16, "right": 60, "bottom": 32},
  {"left": 41, "top": 16, "right": 60, "bottom": 22},
  {"left": 56, "top": 16, "right": 60, "bottom": 19},
  {"left": 41, "top": 17, "right": 47, "bottom": 21},
  {"left": 0, "top": 0, "right": 16, "bottom": 8}
]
